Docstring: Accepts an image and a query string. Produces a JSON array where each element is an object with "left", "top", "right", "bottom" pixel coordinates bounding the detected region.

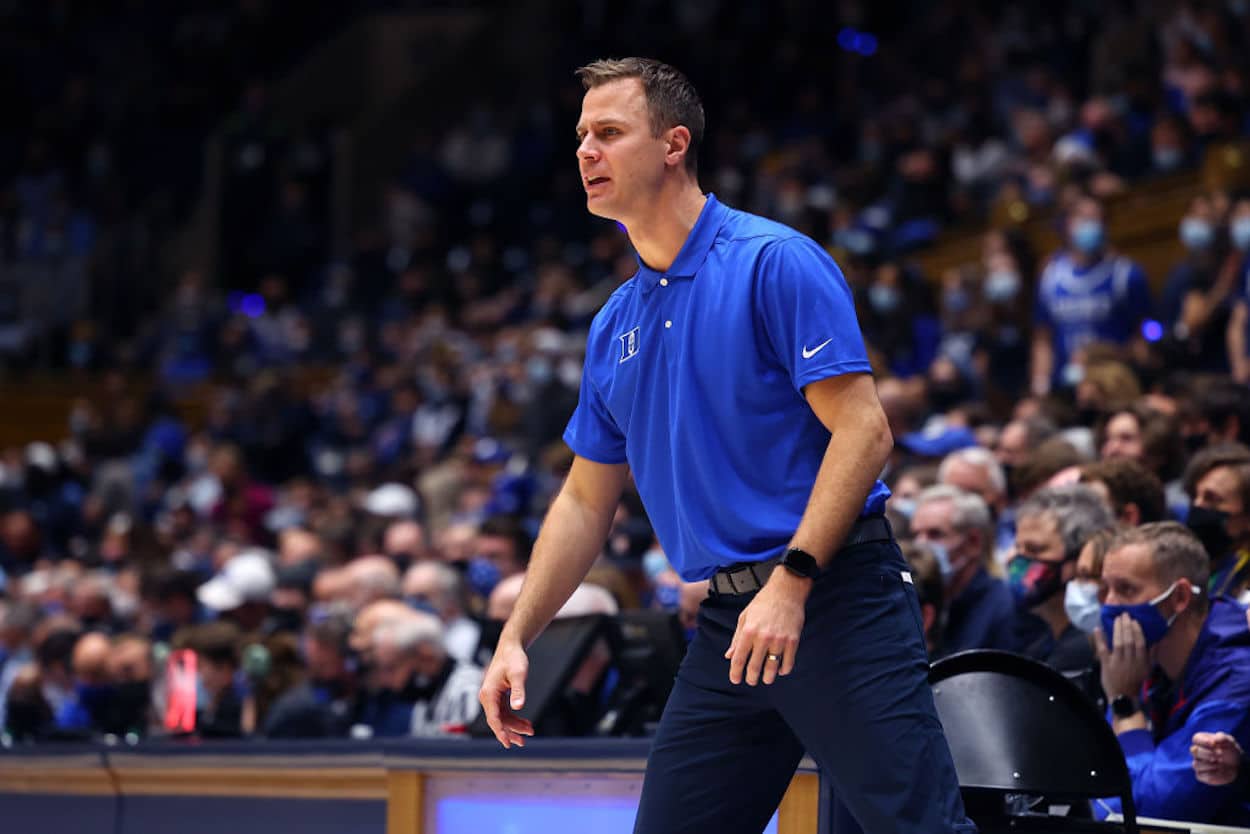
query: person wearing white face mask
[
  {"left": 911, "top": 485, "right": 1024, "bottom": 657},
  {"left": 1063, "top": 528, "right": 1119, "bottom": 636},
  {"left": 1030, "top": 194, "right": 1151, "bottom": 396}
]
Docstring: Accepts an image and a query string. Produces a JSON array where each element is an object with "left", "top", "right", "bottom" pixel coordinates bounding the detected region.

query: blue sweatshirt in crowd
[{"left": 1100, "top": 598, "right": 1250, "bottom": 825}]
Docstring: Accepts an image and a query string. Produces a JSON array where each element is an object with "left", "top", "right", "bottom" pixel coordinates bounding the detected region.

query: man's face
[
  {"left": 1101, "top": 413, "right": 1143, "bottom": 461},
  {"left": 304, "top": 637, "right": 346, "bottom": 682},
  {"left": 1101, "top": 543, "right": 1165, "bottom": 606},
  {"left": 372, "top": 641, "right": 417, "bottom": 693},
  {"left": 576, "top": 78, "right": 670, "bottom": 223},
  {"left": 1014, "top": 514, "right": 1066, "bottom": 566},
  {"left": 475, "top": 534, "right": 522, "bottom": 578},
  {"left": 911, "top": 500, "right": 974, "bottom": 568},
  {"left": 1195, "top": 466, "right": 1250, "bottom": 542}
]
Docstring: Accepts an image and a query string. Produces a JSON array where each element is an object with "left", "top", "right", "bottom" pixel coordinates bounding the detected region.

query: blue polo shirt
[{"left": 563, "top": 194, "right": 889, "bottom": 581}]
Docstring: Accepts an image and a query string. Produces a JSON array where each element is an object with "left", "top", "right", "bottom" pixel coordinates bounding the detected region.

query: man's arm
[
  {"left": 786, "top": 373, "right": 894, "bottom": 565},
  {"left": 479, "top": 455, "right": 628, "bottom": 747},
  {"left": 726, "top": 372, "right": 892, "bottom": 687},
  {"left": 501, "top": 456, "right": 629, "bottom": 647}
]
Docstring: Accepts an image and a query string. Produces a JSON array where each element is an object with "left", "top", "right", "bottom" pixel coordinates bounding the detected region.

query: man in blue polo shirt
[
  {"left": 478, "top": 58, "right": 974, "bottom": 834},
  {"left": 1030, "top": 193, "right": 1151, "bottom": 395}
]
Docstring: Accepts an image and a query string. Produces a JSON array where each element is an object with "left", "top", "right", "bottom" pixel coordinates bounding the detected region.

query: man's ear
[
  {"left": 1170, "top": 579, "right": 1197, "bottom": 618},
  {"left": 665, "top": 125, "right": 692, "bottom": 169}
]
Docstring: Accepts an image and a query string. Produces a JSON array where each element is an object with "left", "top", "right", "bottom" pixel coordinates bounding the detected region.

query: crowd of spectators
[{"left": 7, "top": 0, "right": 1250, "bottom": 827}]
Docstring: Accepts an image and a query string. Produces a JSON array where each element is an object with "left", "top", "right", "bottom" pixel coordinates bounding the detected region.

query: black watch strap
[
  {"left": 1111, "top": 694, "right": 1139, "bottom": 719},
  {"left": 780, "top": 547, "right": 820, "bottom": 580}
]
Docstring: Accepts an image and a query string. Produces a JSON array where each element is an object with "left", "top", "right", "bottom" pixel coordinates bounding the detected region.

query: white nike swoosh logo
[{"left": 802, "top": 338, "right": 833, "bottom": 359}]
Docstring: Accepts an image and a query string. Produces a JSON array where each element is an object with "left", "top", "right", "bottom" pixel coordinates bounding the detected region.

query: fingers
[
  {"left": 726, "top": 620, "right": 747, "bottom": 685},
  {"left": 1094, "top": 626, "right": 1110, "bottom": 660},
  {"left": 779, "top": 636, "right": 798, "bottom": 677},
  {"left": 478, "top": 657, "right": 535, "bottom": 749},
  {"left": 744, "top": 635, "right": 768, "bottom": 686},
  {"left": 508, "top": 661, "right": 527, "bottom": 711}
]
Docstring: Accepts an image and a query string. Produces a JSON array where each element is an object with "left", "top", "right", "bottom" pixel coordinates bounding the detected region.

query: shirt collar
[{"left": 637, "top": 193, "right": 726, "bottom": 296}]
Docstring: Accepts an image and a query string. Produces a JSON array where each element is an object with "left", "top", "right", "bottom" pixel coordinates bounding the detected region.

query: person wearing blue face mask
[
  {"left": 912, "top": 485, "right": 1024, "bottom": 657},
  {"left": 1030, "top": 194, "right": 1151, "bottom": 396},
  {"left": 1160, "top": 193, "right": 1239, "bottom": 372},
  {"left": 1094, "top": 522, "right": 1250, "bottom": 826}
]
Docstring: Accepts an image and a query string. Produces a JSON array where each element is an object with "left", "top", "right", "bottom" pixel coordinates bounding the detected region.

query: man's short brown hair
[
  {"left": 1080, "top": 458, "right": 1166, "bottom": 523},
  {"left": 1183, "top": 442, "right": 1250, "bottom": 507},
  {"left": 1108, "top": 522, "right": 1210, "bottom": 613},
  {"left": 576, "top": 57, "right": 705, "bottom": 175}
]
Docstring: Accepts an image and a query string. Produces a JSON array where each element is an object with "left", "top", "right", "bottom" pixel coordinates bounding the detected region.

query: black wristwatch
[
  {"left": 1111, "top": 694, "right": 1140, "bottom": 719},
  {"left": 779, "top": 547, "right": 820, "bottom": 580}
]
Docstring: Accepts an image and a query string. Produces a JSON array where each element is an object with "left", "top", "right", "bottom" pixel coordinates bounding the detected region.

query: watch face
[{"left": 783, "top": 549, "right": 819, "bottom": 578}]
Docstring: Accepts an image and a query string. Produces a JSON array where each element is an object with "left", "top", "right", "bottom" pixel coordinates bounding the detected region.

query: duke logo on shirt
[{"left": 619, "top": 326, "right": 641, "bottom": 363}]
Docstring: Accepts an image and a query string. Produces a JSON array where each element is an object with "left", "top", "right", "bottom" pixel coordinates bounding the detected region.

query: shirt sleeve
[
  {"left": 562, "top": 342, "right": 628, "bottom": 465},
  {"left": 1101, "top": 699, "right": 1250, "bottom": 824},
  {"left": 754, "top": 236, "right": 872, "bottom": 392}
]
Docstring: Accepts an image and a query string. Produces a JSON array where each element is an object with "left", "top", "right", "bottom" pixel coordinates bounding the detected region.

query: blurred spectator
[
  {"left": 1095, "top": 523, "right": 1250, "bottom": 826},
  {"left": 0, "top": 600, "right": 38, "bottom": 730},
  {"left": 937, "top": 447, "right": 1012, "bottom": 555},
  {"left": 911, "top": 486, "right": 1019, "bottom": 657},
  {"left": 1080, "top": 458, "right": 1168, "bottom": 527},
  {"left": 343, "top": 555, "right": 401, "bottom": 611},
  {"left": 360, "top": 613, "right": 481, "bottom": 738},
  {"left": 1030, "top": 194, "right": 1151, "bottom": 396},
  {"left": 264, "top": 616, "right": 360, "bottom": 738},
  {"left": 1160, "top": 193, "right": 1239, "bottom": 372},
  {"left": 401, "top": 561, "right": 480, "bottom": 664},
  {"left": 54, "top": 632, "right": 112, "bottom": 735},
  {"left": 184, "top": 622, "right": 252, "bottom": 738},
  {"left": 1183, "top": 443, "right": 1250, "bottom": 599},
  {"left": 196, "top": 549, "right": 277, "bottom": 633},
  {"left": 1009, "top": 485, "right": 1115, "bottom": 697},
  {"left": 470, "top": 515, "right": 532, "bottom": 599},
  {"left": 1064, "top": 528, "right": 1120, "bottom": 636},
  {"left": 383, "top": 519, "right": 428, "bottom": 570}
]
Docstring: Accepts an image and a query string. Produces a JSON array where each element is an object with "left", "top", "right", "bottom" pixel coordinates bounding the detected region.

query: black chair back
[{"left": 930, "top": 650, "right": 1138, "bottom": 834}]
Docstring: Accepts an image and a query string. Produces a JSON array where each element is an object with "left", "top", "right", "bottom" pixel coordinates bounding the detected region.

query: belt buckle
[{"left": 724, "top": 563, "right": 753, "bottom": 595}]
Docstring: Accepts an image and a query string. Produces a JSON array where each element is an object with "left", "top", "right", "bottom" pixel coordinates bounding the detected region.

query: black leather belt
[{"left": 709, "top": 516, "right": 893, "bottom": 597}]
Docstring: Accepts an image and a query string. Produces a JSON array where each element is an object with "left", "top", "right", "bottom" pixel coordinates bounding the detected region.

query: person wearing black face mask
[
  {"left": 1007, "top": 485, "right": 1115, "bottom": 702},
  {"left": 1184, "top": 443, "right": 1250, "bottom": 599}
]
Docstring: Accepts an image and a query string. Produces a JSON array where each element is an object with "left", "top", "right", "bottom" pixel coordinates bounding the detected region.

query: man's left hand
[
  {"left": 1095, "top": 613, "right": 1152, "bottom": 701},
  {"left": 725, "top": 571, "right": 809, "bottom": 686}
]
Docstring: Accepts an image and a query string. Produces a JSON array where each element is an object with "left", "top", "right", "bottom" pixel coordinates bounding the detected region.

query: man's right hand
[{"left": 478, "top": 639, "right": 535, "bottom": 748}]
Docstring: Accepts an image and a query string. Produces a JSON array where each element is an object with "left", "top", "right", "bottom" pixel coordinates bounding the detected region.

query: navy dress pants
[{"left": 632, "top": 538, "right": 977, "bottom": 834}]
